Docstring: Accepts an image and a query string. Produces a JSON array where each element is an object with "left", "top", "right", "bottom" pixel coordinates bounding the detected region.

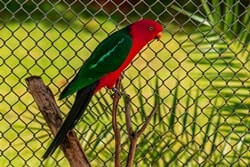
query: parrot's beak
[{"left": 155, "top": 32, "right": 162, "bottom": 40}]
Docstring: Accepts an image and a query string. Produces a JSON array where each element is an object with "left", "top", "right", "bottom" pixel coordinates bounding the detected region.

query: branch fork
[
  {"left": 124, "top": 95, "right": 158, "bottom": 167},
  {"left": 112, "top": 77, "right": 158, "bottom": 167}
]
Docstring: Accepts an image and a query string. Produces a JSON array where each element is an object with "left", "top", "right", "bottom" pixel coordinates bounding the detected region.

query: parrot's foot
[{"left": 111, "top": 87, "right": 122, "bottom": 98}]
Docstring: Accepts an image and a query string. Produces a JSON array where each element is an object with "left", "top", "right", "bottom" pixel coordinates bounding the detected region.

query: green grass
[{"left": 0, "top": 16, "right": 249, "bottom": 166}]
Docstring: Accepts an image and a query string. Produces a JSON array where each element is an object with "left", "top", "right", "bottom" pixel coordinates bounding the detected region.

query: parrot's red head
[{"left": 130, "top": 19, "right": 163, "bottom": 43}]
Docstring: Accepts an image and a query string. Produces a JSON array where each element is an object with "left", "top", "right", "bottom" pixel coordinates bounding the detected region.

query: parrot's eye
[{"left": 148, "top": 26, "right": 154, "bottom": 31}]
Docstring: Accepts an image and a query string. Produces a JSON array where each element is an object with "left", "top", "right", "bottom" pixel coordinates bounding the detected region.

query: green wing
[{"left": 59, "top": 28, "right": 132, "bottom": 99}]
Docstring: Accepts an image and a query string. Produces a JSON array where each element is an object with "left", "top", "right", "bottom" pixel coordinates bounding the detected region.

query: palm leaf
[
  {"left": 169, "top": 83, "right": 179, "bottom": 132},
  {"left": 171, "top": 5, "right": 210, "bottom": 26}
]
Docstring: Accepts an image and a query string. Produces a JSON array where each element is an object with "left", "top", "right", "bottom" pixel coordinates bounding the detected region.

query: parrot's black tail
[{"left": 43, "top": 81, "right": 98, "bottom": 159}]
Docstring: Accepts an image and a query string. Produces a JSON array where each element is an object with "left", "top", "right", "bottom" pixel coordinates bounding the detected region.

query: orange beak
[{"left": 155, "top": 32, "right": 162, "bottom": 39}]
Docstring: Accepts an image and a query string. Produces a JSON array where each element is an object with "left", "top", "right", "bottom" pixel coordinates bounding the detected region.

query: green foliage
[
  {"left": 172, "top": 1, "right": 250, "bottom": 52},
  {"left": 169, "top": 82, "right": 178, "bottom": 131},
  {"left": 170, "top": 1, "right": 249, "bottom": 166}
]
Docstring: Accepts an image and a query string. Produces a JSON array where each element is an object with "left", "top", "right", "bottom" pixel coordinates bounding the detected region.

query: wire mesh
[{"left": 0, "top": 0, "right": 249, "bottom": 166}]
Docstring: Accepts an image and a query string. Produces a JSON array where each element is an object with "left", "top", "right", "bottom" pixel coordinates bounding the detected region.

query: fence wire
[{"left": 0, "top": 0, "right": 249, "bottom": 167}]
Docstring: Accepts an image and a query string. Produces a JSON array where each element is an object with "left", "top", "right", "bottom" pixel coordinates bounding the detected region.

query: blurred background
[{"left": 0, "top": 0, "right": 249, "bottom": 166}]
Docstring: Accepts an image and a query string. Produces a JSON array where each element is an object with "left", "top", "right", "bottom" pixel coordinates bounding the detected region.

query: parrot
[{"left": 43, "top": 19, "right": 163, "bottom": 158}]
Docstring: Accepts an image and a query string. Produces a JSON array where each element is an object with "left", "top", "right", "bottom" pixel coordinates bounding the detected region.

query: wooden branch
[
  {"left": 125, "top": 95, "right": 158, "bottom": 167},
  {"left": 137, "top": 104, "right": 158, "bottom": 137},
  {"left": 126, "top": 138, "right": 138, "bottom": 167},
  {"left": 111, "top": 77, "right": 122, "bottom": 167},
  {"left": 26, "top": 76, "right": 91, "bottom": 167}
]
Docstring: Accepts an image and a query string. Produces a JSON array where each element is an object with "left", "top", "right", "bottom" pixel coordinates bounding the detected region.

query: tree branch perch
[
  {"left": 111, "top": 77, "right": 122, "bottom": 167},
  {"left": 26, "top": 76, "right": 91, "bottom": 167}
]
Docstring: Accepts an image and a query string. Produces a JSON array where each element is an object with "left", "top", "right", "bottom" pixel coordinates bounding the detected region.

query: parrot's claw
[{"left": 111, "top": 87, "right": 122, "bottom": 98}]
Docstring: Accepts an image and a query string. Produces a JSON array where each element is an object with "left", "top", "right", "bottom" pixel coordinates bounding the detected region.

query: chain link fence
[{"left": 0, "top": 0, "right": 249, "bottom": 166}]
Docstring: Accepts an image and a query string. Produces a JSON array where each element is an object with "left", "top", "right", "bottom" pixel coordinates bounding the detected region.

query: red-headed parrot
[{"left": 43, "top": 19, "right": 163, "bottom": 158}]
